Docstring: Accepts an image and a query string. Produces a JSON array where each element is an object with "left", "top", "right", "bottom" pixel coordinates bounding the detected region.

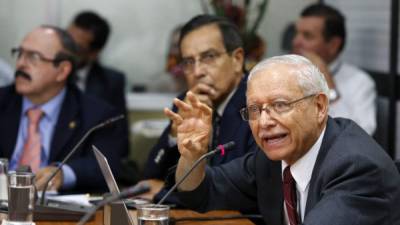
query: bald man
[{"left": 0, "top": 26, "right": 128, "bottom": 192}]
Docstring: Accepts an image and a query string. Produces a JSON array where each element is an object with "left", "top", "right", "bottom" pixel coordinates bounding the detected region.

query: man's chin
[
  {"left": 15, "top": 83, "right": 32, "bottom": 95},
  {"left": 261, "top": 147, "right": 288, "bottom": 162}
]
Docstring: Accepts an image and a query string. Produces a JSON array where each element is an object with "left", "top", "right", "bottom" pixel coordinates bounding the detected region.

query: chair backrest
[
  {"left": 373, "top": 96, "right": 389, "bottom": 152},
  {"left": 394, "top": 160, "right": 400, "bottom": 174}
]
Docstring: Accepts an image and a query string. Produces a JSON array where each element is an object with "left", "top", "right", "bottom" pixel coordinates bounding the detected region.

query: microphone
[
  {"left": 157, "top": 141, "right": 235, "bottom": 205},
  {"left": 39, "top": 114, "right": 125, "bottom": 205},
  {"left": 77, "top": 183, "right": 150, "bottom": 225}
]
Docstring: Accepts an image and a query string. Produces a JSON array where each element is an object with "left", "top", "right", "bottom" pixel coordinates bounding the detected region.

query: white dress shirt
[
  {"left": 167, "top": 86, "right": 238, "bottom": 147},
  {"left": 75, "top": 64, "right": 91, "bottom": 91},
  {"left": 282, "top": 127, "right": 326, "bottom": 224},
  {"left": 328, "top": 58, "right": 377, "bottom": 135}
]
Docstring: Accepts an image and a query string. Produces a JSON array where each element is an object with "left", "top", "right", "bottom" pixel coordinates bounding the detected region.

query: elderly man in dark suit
[
  {"left": 140, "top": 15, "right": 258, "bottom": 202},
  {"left": 0, "top": 25, "right": 128, "bottom": 192},
  {"left": 67, "top": 11, "right": 127, "bottom": 116},
  {"left": 166, "top": 54, "right": 400, "bottom": 225}
]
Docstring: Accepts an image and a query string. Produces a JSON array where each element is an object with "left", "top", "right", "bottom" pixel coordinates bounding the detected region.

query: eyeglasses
[
  {"left": 11, "top": 47, "right": 59, "bottom": 65},
  {"left": 180, "top": 50, "right": 228, "bottom": 73},
  {"left": 240, "top": 94, "right": 316, "bottom": 121}
]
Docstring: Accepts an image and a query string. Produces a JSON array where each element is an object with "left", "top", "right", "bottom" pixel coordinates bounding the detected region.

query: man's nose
[
  {"left": 193, "top": 61, "right": 206, "bottom": 78},
  {"left": 259, "top": 108, "right": 276, "bottom": 127},
  {"left": 16, "top": 53, "right": 28, "bottom": 67}
]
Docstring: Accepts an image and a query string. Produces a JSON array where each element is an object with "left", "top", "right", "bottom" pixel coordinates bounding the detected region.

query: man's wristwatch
[{"left": 328, "top": 89, "right": 339, "bottom": 102}]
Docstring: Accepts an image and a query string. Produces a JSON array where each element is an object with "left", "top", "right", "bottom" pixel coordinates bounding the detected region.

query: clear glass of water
[
  {"left": 137, "top": 204, "right": 169, "bottom": 225},
  {"left": 7, "top": 171, "right": 35, "bottom": 224},
  {"left": 0, "top": 158, "right": 8, "bottom": 201}
]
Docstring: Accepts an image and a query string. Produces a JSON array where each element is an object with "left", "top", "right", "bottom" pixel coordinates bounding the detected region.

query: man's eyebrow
[{"left": 182, "top": 48, "right": 219, "bottom": 58}]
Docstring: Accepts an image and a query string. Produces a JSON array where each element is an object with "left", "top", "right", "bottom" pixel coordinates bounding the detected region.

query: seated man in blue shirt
[{"left": 0, "top": 25, "right": 128, "bottom": 192}]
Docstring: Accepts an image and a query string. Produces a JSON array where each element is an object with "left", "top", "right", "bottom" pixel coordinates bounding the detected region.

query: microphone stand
[
  {"left": 77, "top": 183, "right": 150, "bottom": 225},
  {"left": 157, "top": 141, "right": 235, "bottom": 205},
  {"left": 34, "top": 115, "right": 124, "bottom": 221},
  {"left": 40, "top": 115, "right": 124, "bottom": 205}
]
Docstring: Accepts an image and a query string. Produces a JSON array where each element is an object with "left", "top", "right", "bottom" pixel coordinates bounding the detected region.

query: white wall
[{"left": 0, "top": 0, "right": 315, "bottom": 90}]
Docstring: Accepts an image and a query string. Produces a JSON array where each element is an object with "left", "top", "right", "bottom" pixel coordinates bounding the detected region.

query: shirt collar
[
  {"left": 22, "top": 88, "right": 67, "bottom": 121},
  {"left": 282, "top": 127, "right": 326, "bottom": 192},
  {"left": 328, "top": 56, "right": 343, "bottom": 76},
  {"left": 76, "top": 64, "right": 92, "bottom": 82},
  {"left": 216, "top": 85, "right": 238, "bottom": 116}
]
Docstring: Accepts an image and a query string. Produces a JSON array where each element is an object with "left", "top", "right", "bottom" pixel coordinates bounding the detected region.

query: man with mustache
[
  {"left": 0, "top": 26, "right": 127, "bottom": 192},
  {"left": 167, "top": 54, "right": 400, "bottom": 225},
  {"left": 140, "top": 15, "right": 258, "bottom": 203}
]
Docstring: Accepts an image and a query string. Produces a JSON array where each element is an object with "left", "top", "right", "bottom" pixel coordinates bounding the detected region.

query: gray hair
[{"left": 248, "top": 54, "right": 329, "bottom": 97}]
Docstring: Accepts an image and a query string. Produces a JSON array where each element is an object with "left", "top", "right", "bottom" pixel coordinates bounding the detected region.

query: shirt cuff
[
  {"left": 61, "top": 164, "right": 77, "bottom": 190},
  {"left": 168, "top": 134, "right": 177, "bottom": 147}
]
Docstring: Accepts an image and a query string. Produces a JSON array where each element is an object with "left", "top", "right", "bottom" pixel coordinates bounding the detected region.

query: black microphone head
[
  {"left": 222, "top": 141, "right": 235, "bottom": 150},
  {"left": 120, "top": 182, "right": 151, "bottom": 199}
]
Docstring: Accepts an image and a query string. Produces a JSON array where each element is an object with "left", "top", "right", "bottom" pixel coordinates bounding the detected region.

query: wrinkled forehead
[
  {"left": 249, "top": 62, "right": 304, "bottom": 86},
  {"left": 21, "top": 27, "right": 63, "bottom": 57},
  {"left": 180, "top": 24, "right": 225, "bottom": 57},
  {"left": 247, "top": 63, "right": 304, "bottom": 99}
]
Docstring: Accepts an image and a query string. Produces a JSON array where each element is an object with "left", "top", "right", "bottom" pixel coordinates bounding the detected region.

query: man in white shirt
[
  {"left": 292, "top": 3, "right": 376, "bottom": 135},
  {"left": 166, "top": 54, "right": 400, "bottom": 225}
]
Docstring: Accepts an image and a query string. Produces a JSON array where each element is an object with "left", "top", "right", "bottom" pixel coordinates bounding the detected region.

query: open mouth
[{"left": 262, "top": 133, "right": 288, "bottom": 147}]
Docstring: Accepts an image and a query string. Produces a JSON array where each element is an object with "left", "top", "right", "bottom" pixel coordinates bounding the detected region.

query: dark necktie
[
  {"left": 211, "top": 111, "right": 221, "bottom": 150},
  {"left": 283, "top": 166, "right": 299, "bottom": 225}
]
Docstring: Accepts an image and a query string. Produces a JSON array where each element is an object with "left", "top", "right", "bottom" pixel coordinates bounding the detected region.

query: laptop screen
[{"left": 92, "top": 145, "right": 120, "bottom": 194}]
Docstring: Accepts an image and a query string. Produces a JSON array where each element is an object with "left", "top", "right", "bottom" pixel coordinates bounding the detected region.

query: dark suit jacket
[
  {"left": 0, "top": 84, "right": 128, "bottom": 192},
  {"left": 176, "top": 118, "right": 400, "bottom": 225},
  {"left": 85, "top": 61, "right": 127, "bottom": 116},
  {"left": 143, "top": 75, "right": 258, "bottom": 180}
]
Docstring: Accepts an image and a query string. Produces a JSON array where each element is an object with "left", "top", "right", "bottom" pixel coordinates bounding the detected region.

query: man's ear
[
  {"left": 327, "top": 36, "right": 342, "bottom": 57},
  {"left": 88, "top": 49, "right": 100, "bottom": 62},
  {"left": 315, "top": 93, "right": 329, "bottom": 124},
  {"left": 231, "top": 47, "right": 245, "bottom": 73},
  {"left": 55, "top": 61, "right": 73, "bottom": 82}
]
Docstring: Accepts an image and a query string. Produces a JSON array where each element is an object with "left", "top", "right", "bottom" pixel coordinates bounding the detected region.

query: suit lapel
[
  {"left": 306, "top": 117, "right": 339, "bottom": 214},
  {"left": 212, "top": 76, "right": 247, "bottom": 164},
  {"left": 0, "top": 89, "right": 22, "bottom": 158},
  {"left": 258, "top": 156, "right": 284, "bottom": 225},
  {"left": 86, "top": 62, "right": 105, "bottom": 98},
  {"left": 49, "top": 87, "right": 80, "bottom": 161}
]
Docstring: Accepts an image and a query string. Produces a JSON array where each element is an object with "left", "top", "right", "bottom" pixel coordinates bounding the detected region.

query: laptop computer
[{"left": 92, "top": 145, "right": 133, "bottom": 225}]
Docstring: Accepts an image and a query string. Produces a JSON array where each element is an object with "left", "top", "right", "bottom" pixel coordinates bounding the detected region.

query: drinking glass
[
  {"left": 0, "top": 159, "right": 8, "bottom": 201},
  {"left": 7, "top": 171, "right": 35, "bottom": 224},
  {"left": 136, "top": 204, "right": 169, "bottom": 225}
]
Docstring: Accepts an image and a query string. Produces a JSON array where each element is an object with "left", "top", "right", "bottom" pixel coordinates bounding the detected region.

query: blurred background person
[
  {"left": 67, "top": 11, "right": 133, "bottom": 183},
  {"left": 292, "top": 3, "right": 377, "bottom": 135},
  {"left": 67, "top": 10, "right": 127, "bottom": 116}
]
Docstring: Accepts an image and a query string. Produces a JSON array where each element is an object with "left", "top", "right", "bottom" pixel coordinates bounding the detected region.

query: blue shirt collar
[{"left": 22, "top": 88, "right": 67, "bottom": 121}]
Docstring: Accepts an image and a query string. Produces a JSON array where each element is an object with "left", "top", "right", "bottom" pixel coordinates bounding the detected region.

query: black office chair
[
  {"left": 394, "top": 160, "right": 400, "bottom": 174},
  {"left": 373, "top": 96, "right": 389, "bottom": 153}
]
